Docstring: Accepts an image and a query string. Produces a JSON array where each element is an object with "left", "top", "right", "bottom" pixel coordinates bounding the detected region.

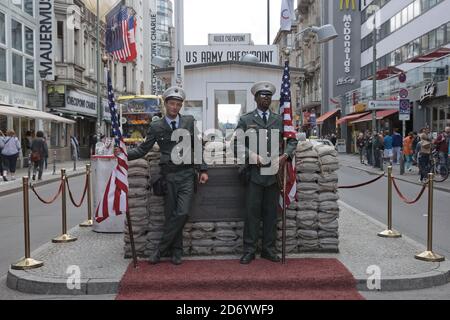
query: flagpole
[
  {"left": 96, "top": 0, "right": 103, "bottom": 143},
  {"left": 267, "top": 0, "right": 270, "bottom": 45}
]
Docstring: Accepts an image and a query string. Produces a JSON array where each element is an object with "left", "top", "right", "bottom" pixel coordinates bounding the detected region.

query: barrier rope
[
  {"left": 338, "top": 172, "right": 385, "bottom": 189},
  {"left": 392, "top": 177, "right": 427, "bottom": 205},
  {"left": 31, "top": 181, "right": 63, "bottom": 204},
  {"left": 66, "top": 175, "right": 88, "bottom": 208}
]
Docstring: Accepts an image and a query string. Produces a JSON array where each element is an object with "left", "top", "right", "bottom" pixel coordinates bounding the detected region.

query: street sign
[
  {"left": 399, "top": 88, "right": 409, "bottom": 99},
  {"left": 368, "top": 100, "right": 399, "bottom": 110},
  {"left": 399, "top": 99, "right": 410, "bottom": 121}
]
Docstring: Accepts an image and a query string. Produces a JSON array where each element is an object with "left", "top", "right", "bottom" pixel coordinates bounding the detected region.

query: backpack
[{"left": 420, "top": 140, "right": 432, "bottom": 154}]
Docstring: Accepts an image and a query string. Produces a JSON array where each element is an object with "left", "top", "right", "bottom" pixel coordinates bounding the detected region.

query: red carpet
[{"left": 116, "top": 258, "right": 364, "bottom": 300}]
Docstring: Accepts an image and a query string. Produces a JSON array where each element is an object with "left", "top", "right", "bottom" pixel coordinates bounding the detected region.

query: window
[
  {"left": 436, "top": 25, "right": 445, "bottom": 47},
  {"left": 123, "top": 66, "right": 127, "bottom": 91},
  {"left": 24, "top": 0, "right": 33, "bottom": 16},
  {"left": 25, "top": 58, "right": 34, "bottom": 89},
  {"left": 12, "top": 19, "right": 22, "bottom": 51},
  {"left": 12, "top": 53, "right": 23, "bottom": 86},
  {"left": 25, "top": 26, "right": 33, "bottom": 56},
  {"left": 0, "top": 12, "right": 5, "bottom": 45},
  {"left": 0, "top": 48, "right": 5, "bottom": 82}
]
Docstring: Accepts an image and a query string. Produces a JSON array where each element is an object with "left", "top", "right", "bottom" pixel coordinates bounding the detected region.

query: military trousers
[
  {"left": 243, "top": 181, "right": 279, "bottom": 254},
  {"left": 158, "top": 167, "right": 195, "bottom": 256}
]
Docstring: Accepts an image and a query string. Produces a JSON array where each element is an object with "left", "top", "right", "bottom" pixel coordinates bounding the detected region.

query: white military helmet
[
  {"left": 162, "top": 86, "right": 186, "bottom": 102},
  {"left": 251, "top": 81, "right": 276, "bottom": 97}
]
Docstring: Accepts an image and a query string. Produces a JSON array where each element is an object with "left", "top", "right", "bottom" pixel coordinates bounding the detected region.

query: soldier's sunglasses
[{"left": 258, "top": 93, "right": 273, "bottom": 98}]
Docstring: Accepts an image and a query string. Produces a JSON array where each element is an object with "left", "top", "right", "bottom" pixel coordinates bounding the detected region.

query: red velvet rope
[
  {"left": 66, "top": 175, "right": 88, "bottom": 208},
  {"left": 338, "top": 172, "right": 385, "bottom": 189},
  {"left": 31, "top": 181, "right": 63, "bottom": 204},
  {"left": 392, "top": 177, "right": 427, "bottom": 205}
]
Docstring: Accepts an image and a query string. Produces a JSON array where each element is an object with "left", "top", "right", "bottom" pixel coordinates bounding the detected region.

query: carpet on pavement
[{"left": 116, "top": 258, "right": 364, "bottom": 300}]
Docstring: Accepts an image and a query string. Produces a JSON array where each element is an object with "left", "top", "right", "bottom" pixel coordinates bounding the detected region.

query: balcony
[{"left": 55, "top": 63, "right": 86, "bottom": 87}]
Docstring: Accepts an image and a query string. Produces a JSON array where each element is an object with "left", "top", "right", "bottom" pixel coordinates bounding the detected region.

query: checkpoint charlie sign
[{"left": 185, "top": 45, "right": 278, "bottom": 66}]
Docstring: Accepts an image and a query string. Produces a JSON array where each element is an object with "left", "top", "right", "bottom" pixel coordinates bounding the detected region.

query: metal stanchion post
[
  {"left": 52, "top": 150, "right": 56, "bottom": 175},
  {"left": 73, "top": 155, "right": 77, "bottom": 172},
  {"left": 400, "top": 151, "right": 405, "bottom": 175},
  {"left": 11, "top": 177, "right": 44, "bottom": 270},
  {"left": 378, "top": 166, "right": 402, "bottom": 238},
  {"left": 415, "top": 173, "right": 445, "bottom": 262},
  {"left": 379, "top": 149, "right": 384, "bottom": 171},
  {"left": 52, "top": 169, "right": 77, "bottom": 243},
  {"left": 27, "top": 152, "right": 32, "bottom": 181},
  {"left": 80, "top": 164, "right": 93, "bottom": 227}
]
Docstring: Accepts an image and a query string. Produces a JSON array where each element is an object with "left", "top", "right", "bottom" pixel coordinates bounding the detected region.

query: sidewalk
[
  {"left": 339, "top": 153, "right": 450, "bottom": 193},
  {"left": 5, "top": 201, "right": 450, "bottom": 297},
  {"left": 0, "top": 160, "right": 91, "bottom": 197}
]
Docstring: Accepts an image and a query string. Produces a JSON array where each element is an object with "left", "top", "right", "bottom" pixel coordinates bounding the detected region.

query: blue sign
[{"left": 399, "top": 99, "right": 410, "bottom": 121}]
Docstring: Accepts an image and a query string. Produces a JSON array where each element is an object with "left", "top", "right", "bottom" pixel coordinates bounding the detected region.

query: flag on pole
[
  {"left": 280, "top": 61, "right": 297, "bottom": 208},
  {"left": 280, "top": 0, "right": 294, "bottom": 31},
  {"left": 95, "top": 72, "right": 129, "bottom": 223},
  {"left": 106, "top": 5, "right": 137, "bottom": 63}
]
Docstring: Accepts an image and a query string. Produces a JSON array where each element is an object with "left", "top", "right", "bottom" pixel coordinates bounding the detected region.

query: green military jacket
[
  {"left": 128, "top": 114, "right": 207, "bottom": 172},
  {"left": 235, "top": 109, "right": 298, "bottom": 187}
]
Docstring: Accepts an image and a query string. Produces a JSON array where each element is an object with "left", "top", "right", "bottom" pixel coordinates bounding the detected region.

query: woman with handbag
[
  {"left": 0, "top": 130, "right": 21, "bottom": 181},
  {"left": 30, "top": 131, "right": 48, "bottom": 181}
]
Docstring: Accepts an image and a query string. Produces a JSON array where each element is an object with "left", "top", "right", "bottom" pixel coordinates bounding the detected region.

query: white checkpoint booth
[{"left": 92, "top": 155, "right": 125, "bottom": 233}]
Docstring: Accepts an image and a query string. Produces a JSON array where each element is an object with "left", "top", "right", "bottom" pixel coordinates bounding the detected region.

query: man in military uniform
[
  {"left": 236, "top": 81, "right": 298, "bottom": 264},
  {"left": 121, "top": 86, "right": 209, "bottom": 265}
]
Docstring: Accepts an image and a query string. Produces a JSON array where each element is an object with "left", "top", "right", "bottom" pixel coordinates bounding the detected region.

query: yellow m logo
[{"left": 340, "top": 0, "right": 357, "bottom": 10}]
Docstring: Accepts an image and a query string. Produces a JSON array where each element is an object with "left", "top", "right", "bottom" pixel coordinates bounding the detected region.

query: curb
[
  {"left": 338, "top": 201, "right": 450, "bottom": 292},
  {"left": 0, "top": 171, "right": 85, "bottom": 197},
  {"left": 344, "top": 163, "right": 450, "bottom": 194}
]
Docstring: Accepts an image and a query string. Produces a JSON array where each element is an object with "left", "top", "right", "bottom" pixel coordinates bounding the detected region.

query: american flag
[
  {"left": 106, "top": 6, "right": 136, "bottom": 63},
  {"left": 95, "top": 72, "right": 129, "bottom": 223},
  {"left": 279, "top": 61, "right": 297, "bottom": 208}
]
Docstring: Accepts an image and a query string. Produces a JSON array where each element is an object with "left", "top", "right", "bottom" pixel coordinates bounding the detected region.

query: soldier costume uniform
[
  {"left": 127, "top": 86, "right": 208, "bottom": 265},
  {"left": 236, "top": 81, "right": 298, "bottom": 264}
]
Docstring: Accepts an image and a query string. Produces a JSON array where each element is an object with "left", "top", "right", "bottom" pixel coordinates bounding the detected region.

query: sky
[{"left": 184, "top": 0, "right": 285, "bottom": 45}]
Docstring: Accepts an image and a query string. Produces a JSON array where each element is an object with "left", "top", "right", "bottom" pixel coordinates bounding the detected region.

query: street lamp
[{"left": 296, "top": 24, "right": 338, "bottom": 44}]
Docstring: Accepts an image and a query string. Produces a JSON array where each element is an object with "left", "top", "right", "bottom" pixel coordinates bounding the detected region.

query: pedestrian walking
[
  {"left": 416, "top": 133, "right": 432, "bottom": 183},
  {"left": 392, "top": 128, "right": 403, "bottom": 165},
  {"left": 403, "top": 132, "right": 414, "bottom": 172},
  {"left": 30, "top": 131, "right": 48, "bottom": 181},
  {"left": 365, "top": 131, "right": 373, "bottom": 166},
  {"left": 235, "top": 81, "right": 298, "bottom": 265},
  {"left": 0, "top": 130, "right": 5, "bottom": 181},
  {"left": 0, "top": 130, "right": 21, "bottom": 181},
  {"left": 433, "top": 127, "right": 449, "bottom": 175},
  {"left": 116, "top": 86, "right": 209, "bottom": 266},
  {"left": 357, "top": 132, "right": 365, "bottom": 164}
]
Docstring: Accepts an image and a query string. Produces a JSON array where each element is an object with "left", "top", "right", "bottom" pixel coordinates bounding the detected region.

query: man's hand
[
  {"left": 279, "top": 154, "right": 289, "bottom": 169},
  {"left": 113, "top": 147, "right": 121, "bottom": 156},
  {"left": 199, "top": 173, "right": 209, "bottom": 184}
]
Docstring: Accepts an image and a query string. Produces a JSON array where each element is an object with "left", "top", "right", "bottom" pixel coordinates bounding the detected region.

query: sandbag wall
[{"left": 295, "top": 141, "right": 340, "bottom": 253}]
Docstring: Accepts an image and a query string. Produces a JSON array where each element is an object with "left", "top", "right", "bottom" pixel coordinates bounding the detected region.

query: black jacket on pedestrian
[{"left": 31, "top": 138, "right": 48, "bottom": 161}]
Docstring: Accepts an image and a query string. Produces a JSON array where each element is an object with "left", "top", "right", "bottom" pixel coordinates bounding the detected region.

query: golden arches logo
[{"left": 339, "top": 0, "right": 357, "bottom": 10}]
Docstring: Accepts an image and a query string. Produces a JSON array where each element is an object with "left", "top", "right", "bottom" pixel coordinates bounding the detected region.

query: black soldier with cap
[
  {"left": 119, "top": 86, "right": 209, "bottom": 265},
  {"left": 235, "top": 81, "right": 298, "bottom": 264}
]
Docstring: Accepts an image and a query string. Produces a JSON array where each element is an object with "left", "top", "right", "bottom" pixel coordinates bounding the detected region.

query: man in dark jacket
[
  {"left": 31, "top": 131, "right": 48, "bottom": 181},
  {"left": 117, "top": 86, "right": 209, "bottom": 265}
]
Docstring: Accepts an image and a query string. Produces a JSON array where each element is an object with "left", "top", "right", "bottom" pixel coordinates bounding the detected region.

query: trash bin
[{"left": 91, "top": 155, "right": 125, "bottom": 233}]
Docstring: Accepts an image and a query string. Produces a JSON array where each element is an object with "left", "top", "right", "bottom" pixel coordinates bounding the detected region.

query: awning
[
  {"left": 336, "top": 112, "right": 370, "bottom": 126},
  {"left": 367, "top": 66, "right": 404, "bottom": 80},
  {"left": 0, "top": 104, "right": 75, "bottom": 124},
  {"left": 351, "top": 109, "right": 399, "bottom": 124},
  {"left": 316, "top": 109, "right": 340, "bottom": 125},
  {"left": 410, "top": 47, "right": 450, "bottom": 63}
]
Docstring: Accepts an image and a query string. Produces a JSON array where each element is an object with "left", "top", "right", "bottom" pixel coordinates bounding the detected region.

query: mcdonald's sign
[{"left": 339, "top": 0, "right": 357, "bottom": 10}]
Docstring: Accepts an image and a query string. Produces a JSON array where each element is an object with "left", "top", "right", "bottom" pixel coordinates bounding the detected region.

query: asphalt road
[
  {"left": 338, "top": 165, "right": 450, "bottom": 258},
  {"left": 0, "top": 176, "right": 88, "bottom": 277}
]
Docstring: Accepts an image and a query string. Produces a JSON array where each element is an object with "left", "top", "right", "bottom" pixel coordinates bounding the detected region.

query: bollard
[
  {"left": 378, "top": 166, "right": 402, "bottom": 238},
  {"left": 80, "top": 164, "right": 93, "bottom": 227},
  {"left": 52, "top": 150, "right": 56, "bottom": 175},
  {"left": 73, "top": 155, "right": 77, "bottom": 172},
  {"left": 11, "top": 177, "right": 44, "bottom": 270},
  {"left": 52, "top": 169, "right": 77, "bottom": 243},
  {"left": 415, "top": 173, "right": 445, "bottom": 262},
  {"left": 27, "top": 152, "right": 32, "bottom": 182},
  {"left": 400, "top": 153, "right": 405, "bottom": 175}
]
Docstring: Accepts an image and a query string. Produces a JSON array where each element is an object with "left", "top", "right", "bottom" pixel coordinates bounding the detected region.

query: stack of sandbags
[
  {"left": 124, "top": 159, "right": 151, "bottom": 258},
  {"left": 315, "top": 145, "right": 340, "bottom": 252},
  {"left": 189, "top": 222, "right": 243, "bottom": 256},
  {"left": 276, "top": 211, "right": 298, "bottom": 253},
  {"left": 294, "top": 141, "right": 320, "bottom": 252},
  {"left": 143, "top": 147, "right": 167, "bottom": 257}
]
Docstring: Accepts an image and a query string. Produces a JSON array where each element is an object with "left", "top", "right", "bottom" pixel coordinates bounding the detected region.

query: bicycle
[{"left": 430, "top": 149, "right": 449, "bottom": 182}]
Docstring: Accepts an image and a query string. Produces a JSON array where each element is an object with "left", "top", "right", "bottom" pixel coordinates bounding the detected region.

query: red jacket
[{"left": 434, "top": 133, "right": 449, "bottom": 153}]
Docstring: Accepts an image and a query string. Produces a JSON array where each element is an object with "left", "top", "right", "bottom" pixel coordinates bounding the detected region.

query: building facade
[{"left": 45, "top": 0, "right": 157, "bottom": 159}]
